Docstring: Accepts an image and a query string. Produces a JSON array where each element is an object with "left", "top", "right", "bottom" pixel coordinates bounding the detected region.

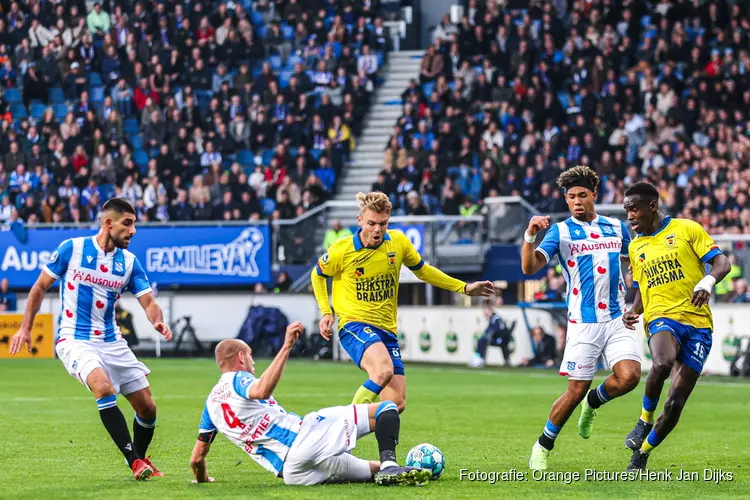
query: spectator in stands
[
  {"left": 520, "top": 327, "right": 557, "bottom": 368},
  {"left": 323, "top": 220, "right": 353, "bottom": 250},
  {"left": 419, "top": 45, "right": 443, "bottom": 84},
  {"left": 471, "top": 302, "right": 512, "bottom": 368},
  {"left": 0, "top": 278, "right": 17, "bottom": 312}
]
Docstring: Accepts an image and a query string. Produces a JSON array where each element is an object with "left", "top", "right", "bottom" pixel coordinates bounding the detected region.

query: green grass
[{"left": 1, "top": 359, "right": 749, "bottom": 499}]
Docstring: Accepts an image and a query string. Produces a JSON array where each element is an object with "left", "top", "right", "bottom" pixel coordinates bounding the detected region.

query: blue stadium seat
[
  {"left": 261, "top": 198, "right": 276, "bottom": 216},
  {"left": 257, "top": 26, "right": 268, "bottom": 39},
  {"left": 310, "top": 149, "right": 323, "bottom": 161},
  {"left": 4, "top": 88, "right": 21, "bottom": 104},
  {"left": 422, "top": 81, "right": 436, "bottom": 96},
  {"left": 281, "top": 24, "right": 294, "bottom": 40},
  {"left": 261, "top": 149, "right": 274, "bottom": 165},
  {"left": 238, "top": 149, "right": 254, "bottom": 167},
  {"left": 130, "top": 134, "right": 143, "bottom": 150},
  {"left": 124, "top": 118, "right": 139, "bottom": 134},
  {"left": 10, "top": 103, "right": 27, "bottom": 119},
  {"left": 269, "top": 55, "right": 283, "bottom": 71},
  {"left": 134, "top": 150, "right": 149, "bottom": 168},
  {"left": 251, "top": 11, "right": 265, "bottom": 26},
  {"left": 49, "top": 87, "right": 65, "bottom": 104},
  {"left": 53, "top": 104, "right": 69, "bottom": 121},
  {"left": 29, "top": 103, "right": 46, "bottom": 120},
  {"left": 91, "top": 87, "right": 105, "bottom": 102},
  {"left": 99, "top": 184, "right": 116, "bottom": 200},
  {"left": 88, "top": 72, "right": 103, "bottom": 87},
  {"left": 279, "top": 70, "right": 293, "bottom": 89},
  {"left": 286, "top": 54, "right": 303, "bottom": 68}
]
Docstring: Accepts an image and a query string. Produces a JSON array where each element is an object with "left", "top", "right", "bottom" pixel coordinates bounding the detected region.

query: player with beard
[
  {"left": 10, "top": 198, "right": 173, "bottom": 480},
  {"left": 521, "top": 166, "right": 642, "bottom": 470}
]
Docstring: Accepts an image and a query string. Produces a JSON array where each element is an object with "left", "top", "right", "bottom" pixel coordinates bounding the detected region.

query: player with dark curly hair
[{"left": 521, "top": 166, "right": 642, "bottom": 470}]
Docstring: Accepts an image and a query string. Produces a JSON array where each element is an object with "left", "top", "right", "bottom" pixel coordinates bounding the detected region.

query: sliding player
[{"left": 189, "top": 323, "right": 432, "bottom": 486}]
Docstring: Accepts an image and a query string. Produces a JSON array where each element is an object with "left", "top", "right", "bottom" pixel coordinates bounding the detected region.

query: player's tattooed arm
[
  {"left": 190, "top": 440, "right": 215, "bottom": 483},
  {"left": 137, "top": 292, "right": 173, "bottom": 340}
]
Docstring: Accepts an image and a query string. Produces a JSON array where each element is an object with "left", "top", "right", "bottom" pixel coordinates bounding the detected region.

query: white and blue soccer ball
[{"left": 405, "top": 443, "right": 444, "bottom": 479}]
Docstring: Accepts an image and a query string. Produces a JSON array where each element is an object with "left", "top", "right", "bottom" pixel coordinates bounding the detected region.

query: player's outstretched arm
[
  {"left": 190, "top": 440, "right": 215, "bottom": 483},
  {"left": 248, "top": 322, "right": 305, "bottom": 400},
  {"left": 521, "top": 215, "right": 551, "bottom": 276},
  {"left": 10, "top": 272, "right": 56, "bottom": 355},
  {"left": 137, "top": 292, "right": 172, "bottom": 341}
]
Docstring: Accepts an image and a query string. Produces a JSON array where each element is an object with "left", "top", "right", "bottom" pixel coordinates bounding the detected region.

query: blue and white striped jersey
[
  {"left": 44, "top": 236, "right": 152, "bottom": 342},
  {"left": 199, "top": 371, "right": 302, "bottom": 477},
  {"left": 536, "top": 216, "right": 631, "bottom": 323}
]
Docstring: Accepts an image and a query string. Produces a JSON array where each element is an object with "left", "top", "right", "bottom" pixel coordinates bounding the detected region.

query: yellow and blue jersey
[
  {"left": 629, "top": 217, "right": 721, "bottom": 330},
  {"left": 314, "top": 229, "right": 424, "bottom": 335}
]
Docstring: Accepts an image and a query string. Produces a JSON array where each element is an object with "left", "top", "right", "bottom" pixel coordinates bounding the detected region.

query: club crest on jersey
[
  {"left": 567, "top": 361, "right": 576, "bottom": 371},
  {"left": 355, "top": 267, "right": 365, "bottom": 277},
  {"left": 639, "top": 253, "right": 646, "bottom": 262},
  {"left": 387, "top": 252, "right": 396, "bottom": 265},
  {"left": 665, "top": 234, "right": 675, "bottom": 247},
  {"left": 114, "top": 262, "right": 124, "bottom": 273}
]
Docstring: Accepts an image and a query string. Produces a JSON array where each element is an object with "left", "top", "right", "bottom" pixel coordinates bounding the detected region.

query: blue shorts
[
  {"left": 339, "top": 322, "right": 404, "bottom": 376},
  {"left": 647, "top": 318, "right": 712, "bottom": 374}
]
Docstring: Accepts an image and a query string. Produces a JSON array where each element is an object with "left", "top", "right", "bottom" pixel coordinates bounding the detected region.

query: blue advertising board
[
  {"left": 389, "top": 224, "right": 425, "bottom": 254},
  {"left": 0, "top": 225, "right": 271, "bottom": 288}
]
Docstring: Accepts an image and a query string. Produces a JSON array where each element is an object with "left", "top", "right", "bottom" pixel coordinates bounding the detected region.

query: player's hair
[
  {"left": 556, "top": 165, "right": 600, "bottom": 192},
  {"left": 215, "top": 339, "right": 249, "bottom": 370},
  {"left": 624, "top": 181, "right": 659, "bottom": 201},
  {"left": 356, "top": 191, "right": 392, "bottom": 214},
  {"left": 102, "top": 197, "right": 136, "bottom": 215}
]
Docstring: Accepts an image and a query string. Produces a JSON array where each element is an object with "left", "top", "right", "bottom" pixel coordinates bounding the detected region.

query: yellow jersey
[
  {"left": 629, "top": 217, "right": 721, "bottom": 330},
  {"left": 313, "top": 228, "right": 464, "bottom": 334}
]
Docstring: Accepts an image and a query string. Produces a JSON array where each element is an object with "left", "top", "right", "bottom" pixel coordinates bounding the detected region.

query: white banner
[{"left": 385, "top": 305, "right": 750, "bottom": 376}]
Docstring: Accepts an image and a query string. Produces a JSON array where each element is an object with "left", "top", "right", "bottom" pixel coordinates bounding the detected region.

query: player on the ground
[
  {"left": 310, "top": 192, "right": 494, "bottom": 412},
  {"left": 521, "top": 166, "right": 642, "bottom": 471},
  {"left": 10, "top": 198, "right": 172, "bottom": 481},
  {"left": 621, "top": 181, "right": 730, "bottom": 471},
  {"left": 189, "top": 323, "right": 433, "bottom": 486}
]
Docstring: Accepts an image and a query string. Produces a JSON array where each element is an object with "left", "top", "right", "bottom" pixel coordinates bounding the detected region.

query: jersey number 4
[{"left": 221, "top": 403, "right": 246, "bottom": 430}]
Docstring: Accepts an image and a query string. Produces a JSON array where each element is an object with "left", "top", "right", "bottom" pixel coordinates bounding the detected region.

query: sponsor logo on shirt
[
  {"left": 567, "top": 240, "right": 622, "bottom": 257},
  {"left": 71, "top": 269, "right": 125, "bottom": 289}
]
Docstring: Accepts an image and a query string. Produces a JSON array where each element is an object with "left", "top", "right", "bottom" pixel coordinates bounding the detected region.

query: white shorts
[
  {"left": 55, "top": 337, "right": 150, "bottom": 395},
  {"left": 283, "top": 404, "right": 372, "bottom": 486},
  {"left": 559, "top": 317, "right": 641, "bottom": 381}
]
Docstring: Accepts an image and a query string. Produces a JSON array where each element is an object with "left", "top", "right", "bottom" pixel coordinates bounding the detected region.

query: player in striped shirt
[
  {"left": 521, "top": 166, "right": 642, "bottom": 470},
  {"left": 189, "top": 323, "right": 432, "bottom": 486},
  {"left": 10, "top": 198, "right": 172, "bottom": 481}
]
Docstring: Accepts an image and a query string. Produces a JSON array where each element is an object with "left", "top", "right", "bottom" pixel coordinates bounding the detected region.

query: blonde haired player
[{"left": 311, "top": 192, "right": 494, "bottom": 412}]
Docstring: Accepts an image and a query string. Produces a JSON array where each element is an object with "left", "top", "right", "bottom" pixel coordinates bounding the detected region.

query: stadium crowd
[
  {"left": 0, "top": 0, "right": 390, "bottom": 225},
  {"left": 379, "top": 0, "right": 750, "bottom": 238}
]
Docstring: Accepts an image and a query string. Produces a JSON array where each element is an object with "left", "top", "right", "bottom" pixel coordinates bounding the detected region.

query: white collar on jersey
[{"left": 567, "top": 215, "right": 601, "bottom": 226}]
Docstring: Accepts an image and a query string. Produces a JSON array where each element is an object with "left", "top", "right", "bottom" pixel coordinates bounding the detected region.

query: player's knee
[
  {"left": 90, "top": 380, "right": 116, "bottom": 399},
  {"left": 619, "top": 368, "right": 641, "bottom": 390},
  {"left": 371, "top": 365, "right": 394, "bottom": 386},
  {"left": 390, "top": 396, "right": 406, "bottom": 413},
  {"left": 138, "top": 400, "right": 157, "bottom": 420},
  {"left": 650, "top": 358, "right": 674, "bottom": 380}
]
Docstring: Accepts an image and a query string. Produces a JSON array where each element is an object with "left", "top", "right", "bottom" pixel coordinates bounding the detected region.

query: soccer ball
[{"left": 405, "top": 443, "right": 444, "bottom": 479}]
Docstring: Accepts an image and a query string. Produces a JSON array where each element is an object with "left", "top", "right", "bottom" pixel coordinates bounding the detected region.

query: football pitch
[{"left": 1, "top": 359, "right": 748, "bottom": 499}]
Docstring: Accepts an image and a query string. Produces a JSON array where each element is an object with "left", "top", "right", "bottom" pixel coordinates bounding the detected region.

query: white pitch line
[{"left": 2, "top": 393, "right": 355, "bottom": 403}]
